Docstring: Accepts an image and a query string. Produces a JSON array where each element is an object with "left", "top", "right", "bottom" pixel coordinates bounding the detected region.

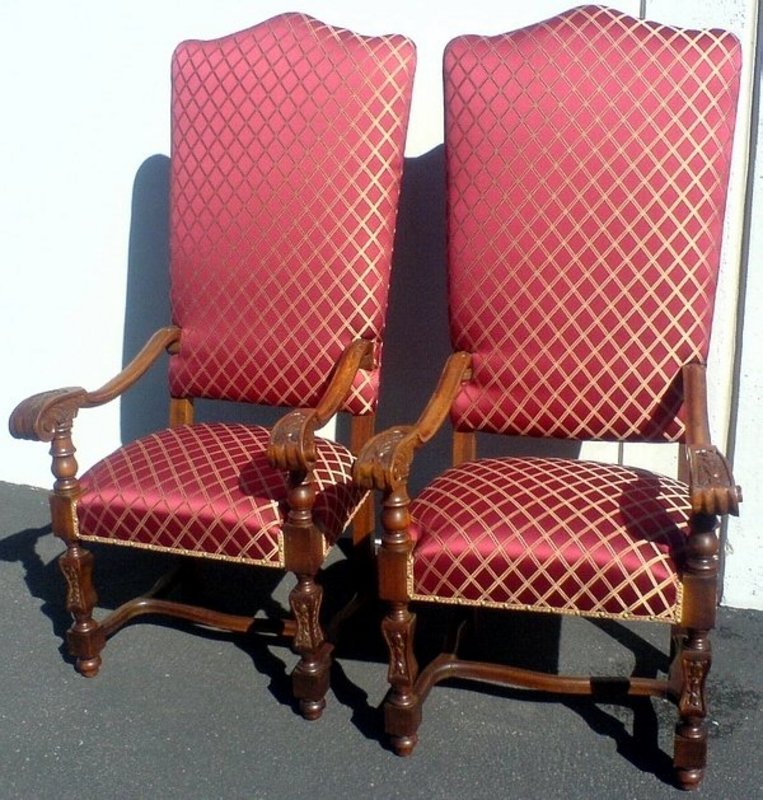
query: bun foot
[
  {"left": 299, "top": 697, "right": 326, "bottom": 721},
  {"left": 675, "top": 767, "right": 704, "bottom": 791},
  {"left": 391, "top": 734, "right": 418, "bottom": 757},
  {"left": 76, "top": 656, "right": 102, "bottom": 678}
]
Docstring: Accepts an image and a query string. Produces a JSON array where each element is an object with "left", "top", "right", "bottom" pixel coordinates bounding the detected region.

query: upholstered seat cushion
[
  {"left": 75, "top": 423, "right": 362, "bottom": 567},
  {"left": 408, "top": 457, "right": 689, "bottom": 622}
]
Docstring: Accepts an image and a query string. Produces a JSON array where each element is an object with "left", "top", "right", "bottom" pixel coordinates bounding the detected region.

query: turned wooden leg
[
  {"left": 280, "top": 465, "right": 333, "bottom": 720},
  {"left": 59, "top": 544, "right": 106, "bottom": 677},
  {"left": 46, "top": 419, "right": 105, "bottom": 675},
  {"left": 290, "top": 573, "right": 331, "bottom": 721},
  {"left": 673, "top": 512, "right": 718, "bottom": 790},
  {"left": 670, "top": 624, "right": 687, "bottom": 661},
  {"left": 382, "top": 602, "right": 421, "bottom": 756},
  {"left": 668, "top": 627, "right": 685, "bottom": 699},
  {"left": 673, "top": 629, "right": 711, "bottom": 790}
]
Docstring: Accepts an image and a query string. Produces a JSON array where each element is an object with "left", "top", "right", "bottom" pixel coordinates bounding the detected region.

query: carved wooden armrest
[
  {"left": 682, "top": 362, "right": 742, "bottom": 517},
  {"left": 268, "top": 409, "right": 321, "bottom": 472},
  {"left": 9, "top": 387, "right": 89, "bottom": 442},
  {"left": 268, "top": 339, "right": 375, "bottom": 471},
  {"left": 354, "top": 425, "right": 419, "bottom": 491},
  {"left": 353, "top": 351, "right": 473, "bottom": 492},
  {"left": 8, "top": 326, "right": 181, "bottom": 443},
  {"left": 686, "top": 445, "right": 741, "bottom": 516}
]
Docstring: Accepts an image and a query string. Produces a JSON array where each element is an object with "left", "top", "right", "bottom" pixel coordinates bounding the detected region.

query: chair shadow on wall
[
  {"left": 112, "top": 148, "right": 671, "bottom": 776},
  {"left": 120, "top": 154, "right": 285, "bottom": 442}
]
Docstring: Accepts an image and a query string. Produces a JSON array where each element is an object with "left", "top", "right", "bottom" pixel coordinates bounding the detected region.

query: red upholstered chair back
[
  {"left": 168, "top": 13, "right": 415, "bottom": 414},
  {"left": 445, "top": 5, "right": 741, "bottom": 442}
]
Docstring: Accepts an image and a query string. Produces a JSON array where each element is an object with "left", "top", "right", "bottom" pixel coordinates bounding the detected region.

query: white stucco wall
[
  {"left": 722, "top": 5, "right": 762, "bottom": 609},
  {"left": 1, "top": 0, "right": 759, "bottom": 607}
]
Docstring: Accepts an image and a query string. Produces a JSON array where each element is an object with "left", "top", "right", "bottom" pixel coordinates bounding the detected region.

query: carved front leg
[
  {"left": 375, "top": 484, "right": 421, "bottom": 755},
  {"left": 674, "top": 634, "right": 712, "bottom": 790},
  {"left": 382, "top": 603, "right": 421, "bottom": 756},
  {"left": 47, "top": 420, "right": 106, "bottom": 676},
  {"left": 673, "top": 513, "right": 718, "bottom": 790},
  {"left": 59, "top": 545, "right": 106, "bottom": 676},
  {"left": 289, "top": 574, "right": 331, "bottom": 720},
  {"left": 281, "top": 470, "right": 331, "bottom": 720}
]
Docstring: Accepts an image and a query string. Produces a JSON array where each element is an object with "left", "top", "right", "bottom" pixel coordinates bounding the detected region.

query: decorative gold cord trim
[
  {"left": 76, "top": 532, "right": 285, "bottom": 569},
  {"left": 406, "top": 556, "right": 681, "bottom": 625}
]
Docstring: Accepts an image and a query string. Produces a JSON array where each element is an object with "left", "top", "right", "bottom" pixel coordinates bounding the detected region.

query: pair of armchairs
[{"left": 10, "top": 6, "right": 742, "bottom": 790}]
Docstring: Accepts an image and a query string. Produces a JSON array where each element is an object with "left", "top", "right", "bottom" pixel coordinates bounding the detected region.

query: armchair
[
  {"left": 10, "top": 13, "right": 415, "bottom": 721},
  {"left": 354, "top": 5, "right": 741, "bottom": 788}
]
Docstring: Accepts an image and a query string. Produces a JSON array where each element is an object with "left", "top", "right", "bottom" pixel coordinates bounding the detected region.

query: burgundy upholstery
[
  {"left": 169, "top": 13, "right": 416, "bottom": 414},
  {"left": 75, "top": 15, "right": 415, "bottom": 560},
  {"left": 406, "top": 6, "right": 741, "bottom": 621},
  {"left": 77, "top": 424, "right": 361, "bottom": 566},
  {"left": 409, "top": 457, "right": 688, "bottom": 621},
  {"left": 445, "top": 5, "right": 741, "bottom": 441},
  {"left": 350, "top": 8, "right": 740, "bottom": 780}
]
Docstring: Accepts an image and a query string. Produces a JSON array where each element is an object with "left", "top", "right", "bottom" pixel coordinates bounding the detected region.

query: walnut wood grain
[
  {"left": 682, "top": 363, "right": 741, "bottom": 516},
  {"left": 682, "top": 362, "right": 713, "bottom": 446},
  {"left": 363, "top": 353, "right": 474, "bottom": 759},
  {"left": 9, "top": 387, "right": 88, "bottom": 442},
  {"left": 265, "top": 338, "right": 378, "bottom": 719},
  {"left": 353, "top": 426, "right": 415, "bottom": 492},
  {"left": 9, "top": 326, "right": 181, "bottom": 442},
  {"left": 267, "top": 338, "right": 374, "bottom": 471},
  {"left": 412, "top": 653, "right": 668, "bottom": 701},
  {"left": 82, "top": 326, "right": 181, "bottom": 407},
  {"left": 354, "top": 351, "right": 472, "bottom": 490},
  {"left": 686, "top": 446, "right": 741, "bottom": 515}
]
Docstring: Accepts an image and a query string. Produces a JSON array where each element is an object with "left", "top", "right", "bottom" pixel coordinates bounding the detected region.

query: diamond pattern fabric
[
  {"left": 445, "top": 5, "right": 741, "bottom": 440},
  {"left": 75, "top": 424, "right": 363, "bottom": 566},
  {"left": 168, "top": 13, "right": 415, "bottom": 414},
  {"left": 408, "top": 457, "right": 688, "bottom": 622}
]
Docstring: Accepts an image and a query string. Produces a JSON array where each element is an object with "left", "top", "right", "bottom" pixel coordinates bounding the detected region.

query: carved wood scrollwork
[
  {"left": 679, "top": 656, "right": 710, "bottom": 718},
  {"left": 60, "top": 557, "right": 84, "bottom": 610},
  {"left": 354, "top": 351, "right": 472, "bottom": 493},
  {"left": 9, "top": 387, "right": 87, "bottom": 443},
  {"left": 354, "top": 426, "right": 415, "bottom": 491},
  {"left": 387, "top": 629, "right": 410, "bottom": 681},
  {"left": 58, "top": 545, "right": 99, "bottom": 621},
  {"left": 382, "top": 613, "right": 417, "bottom": 686},
  {"left": 687, "top": 446, "right": 742, "bottom": 516},
  {"left": 9, "top": 327, "right": 182, "bottom": 444},
  {"left": 290, "top": 584, "right": 325, "bottom": 653},
  {"left": 268, "top": 409, "right": 317, "bottom": 471},
  {"left": 268, "top": 338, "right": 374, "bottom": 473}
]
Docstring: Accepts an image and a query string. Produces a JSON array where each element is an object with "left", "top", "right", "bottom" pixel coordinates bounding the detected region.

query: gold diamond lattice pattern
[
  {"left": 444, "top": 6, "right": 741, "bottom": 441},
  {"left": 409, "top": 456, "right": 690, "bottom": 622},
  {"left": 169, "top": 13, "right": 415, "bottom": 414}
]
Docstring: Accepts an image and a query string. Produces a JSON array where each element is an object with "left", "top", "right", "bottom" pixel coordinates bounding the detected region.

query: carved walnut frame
[
  {"left": 10, "top": 327, "right": 377, "bottom": 720},
  {"left": 354, "top": 357, "right": 740, "bottom": 789}
]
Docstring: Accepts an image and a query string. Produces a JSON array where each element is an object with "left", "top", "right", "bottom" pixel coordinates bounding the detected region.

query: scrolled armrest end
[
  {"left": 687, "top": 445, "right": 742, "bottom": 517},
  {"left": 9, "top": 387, "right": 87, "bottom": 442},
  {"left": 353, "top": 426, "right": 416, "bottom": 492},
  {"left": 267, "top": 409, "right": 318, "bottom": 471}
]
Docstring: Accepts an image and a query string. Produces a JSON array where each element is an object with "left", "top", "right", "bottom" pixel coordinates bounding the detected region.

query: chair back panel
[
  {"left": 168, "top": 13, "right": 415, "bottom": 414},
  {"left": 445, "top": 5, "right": 741, "bottom": 441}
]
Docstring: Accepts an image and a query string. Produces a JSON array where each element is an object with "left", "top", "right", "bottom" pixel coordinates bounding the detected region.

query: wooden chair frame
[
  {"left": 10, "top": 329, "right": 377, "bottom": 719},
  {"left": 355, "top": 355, "right": 740, "bottom": 788}
]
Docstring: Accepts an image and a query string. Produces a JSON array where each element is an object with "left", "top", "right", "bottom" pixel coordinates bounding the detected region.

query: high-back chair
[
  {"left": 10, "top": 13, "right": 415, "bottom": 721},
  {"left": 354, "top": 5, "right": 740, "bottom": 788}
]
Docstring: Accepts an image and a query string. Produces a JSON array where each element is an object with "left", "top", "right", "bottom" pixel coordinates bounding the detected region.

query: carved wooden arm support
[
  {"left": 686, "top": 446, "right": 740, "bottom": 516},
  {"left": 682, "top": 363, "right": 742, "bottom": 517},
  {"left": 9, "top": 387, "right": 89, "bottom": 443},
  {"left": 353, "top": 425, "right": 418, "bottom": 492},
  {"left": 354, "top": 351, "right": 473, "bottom": 492},
  {"left": 267, "top": 339, "right": 375, "bottom": 471},
  {"left": 8, "top": 326, "right": 181, "bottom": 443}
]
